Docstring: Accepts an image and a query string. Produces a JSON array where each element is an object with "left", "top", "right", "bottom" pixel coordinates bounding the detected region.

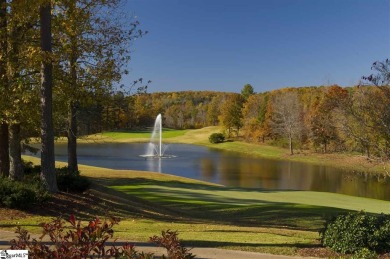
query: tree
[
  {"left": 362, "top": 59, "right": 390, "bottom": 161},
  {"left": 270, "top": 91, "right": 303, "bottom": 155},
  {"left": 40, "top": 0, "right": 58, "bottom": 192},
  {"left": 241, "top": 84, "right": 254, "bottom": 100},
  {"left": 241, "top": 94, "right": 264, "bottom": 142},
  {"left": 0, "top": 1, "right": 41, "bottom": 180},
  {"left": 219, "top": 94, "right": 244, "bottom": 137},
  {"left": 206, "top": 96, "right": 220, "bottom": 126},
  {"left": 7, "top": 1, "right": 35, "bottom": 181},
  {"left": 53, "top": 0, "right": 146, "bottom": 171},
  {"left": 0, "top": 0, "right": 9, "bottom": 177},
  {"left": 309, "top": 85, "right": 347, "bottom": 153}
]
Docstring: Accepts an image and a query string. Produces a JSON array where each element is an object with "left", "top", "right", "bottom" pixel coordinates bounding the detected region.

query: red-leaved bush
[
  {"left": 150, "top": 230, "right": 195, "bottom": 259},
  {"left": 10, "top": 215, "right": 152, "bottom": 258}
]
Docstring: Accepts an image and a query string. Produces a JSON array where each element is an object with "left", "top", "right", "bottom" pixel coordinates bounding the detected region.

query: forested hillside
[{"left": 87, "top": 74, "right": 389, "bottom": 162}]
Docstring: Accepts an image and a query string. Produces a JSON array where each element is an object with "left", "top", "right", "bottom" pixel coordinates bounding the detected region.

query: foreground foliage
[
  {"left": 150, "top": 230, "right": 195, "bottom": 259},
  {"left": 10, "top": 215, "right": 194, "bottom": 259},
  {"left": 0, "top": 177, "right": 49, "bottom": 209},
  {"left": 321, "top": 211, "right": 390, "bottom": 255},
  {"left": 0, "top": 163, "right": 90, "bottom": 209},
  {"left": 56, "top": 167, "right": 91, "bottom": 193}
]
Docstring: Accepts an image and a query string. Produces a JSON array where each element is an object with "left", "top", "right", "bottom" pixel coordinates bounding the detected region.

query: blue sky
[{"left": 123, "top": 0, "right": 390, "bottom": 93}]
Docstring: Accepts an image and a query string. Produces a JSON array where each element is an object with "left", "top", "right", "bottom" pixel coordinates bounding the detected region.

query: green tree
[
  {"left": 0, "top": 1, "right": 41, "bottom": 181},
  {"left": 241, "top": 83, "right": 254, "bottom": 100},
  {"left": 7, "top": 1, "right": 36, "bottom": 181},
  {"left": 54, "top": 0, "right": 146, "bottom": 171},
  {"left": 0, "top": 0, "right": 9, "bottom": 177}
]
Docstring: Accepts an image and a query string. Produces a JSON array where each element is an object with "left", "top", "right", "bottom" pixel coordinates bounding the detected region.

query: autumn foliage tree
[
  {"left": 270, "top": 91, "right": 304, "bottom": 155},
  {"left": 362, "top": 59, "right": 390, "bottom": 161},
  {"left": 242, "top": 94, "right": 267, "bottom": 142},
  {"left": 219, "top": 94, "right": 244, "bottom": 137},
  {"left": 53, "top": 0, "right": 146, "bottom": 172},
  {"left": 309, "top": 85, "right": 347, "bottom": 153}
]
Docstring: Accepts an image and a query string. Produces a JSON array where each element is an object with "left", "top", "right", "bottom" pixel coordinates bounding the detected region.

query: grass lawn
[
  {"left": 3, "top": 157, "right": 389, "bottom": 256},
  {"left": 79, "top": 128, "right": 190, "bottom": 143},
  {"left": 3, "top": 127, "right": 388, "bottom": 256}
]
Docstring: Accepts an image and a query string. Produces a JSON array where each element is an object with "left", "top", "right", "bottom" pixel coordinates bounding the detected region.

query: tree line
[
  {"left": 96, "top": 61, "right": 389, "bottom": 164},
  {"left": 0, "top": 0, "right": 146, "bottom": 192},
  {"left": 0, "top": 1, "right": 388, "bottom": 191}
]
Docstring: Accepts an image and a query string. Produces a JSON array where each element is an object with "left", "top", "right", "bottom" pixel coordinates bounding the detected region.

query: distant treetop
[{"left": 241, "top": 84, "right": 255, "bottom": 99}]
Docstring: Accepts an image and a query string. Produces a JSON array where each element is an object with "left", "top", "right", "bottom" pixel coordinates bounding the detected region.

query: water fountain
[{"left": 143, "top": 114, "right": 170, "bottom": 158}]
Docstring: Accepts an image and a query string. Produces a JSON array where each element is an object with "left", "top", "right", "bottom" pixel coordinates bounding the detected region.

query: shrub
[
  {"left": 351, "top": 248, "right": 378, "bottom": 259},
  {"left": 321, "top": 211, "right": 390, "bottom": 254},
  {"left": 56, "top": 167, "right": 91, "bottom": 193},
  {"left": 0, "top": 178, "right": 49, "bottom": 209},
  {"left": 10, "top": 215, "right": 153, "bottom": 259},
  {"left": 150, "top": 230, "right": 195, "bottom": 259},
  {"left": 23, "top": 160, "right": 41, "bottom": 175},
  {"left": 209, "top": 133, "right": 225, "bottom": 144},
  {"left": 11, "top": 215, "right": 195, "bottom": 259}
]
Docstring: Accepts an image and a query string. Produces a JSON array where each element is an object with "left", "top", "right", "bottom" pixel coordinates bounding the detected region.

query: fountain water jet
[
  {"left": 145, "top": 114, "right": 163, "bottom": 157},
  {"left": 142, "top": 114, "right": 175, "bottom": 158}
]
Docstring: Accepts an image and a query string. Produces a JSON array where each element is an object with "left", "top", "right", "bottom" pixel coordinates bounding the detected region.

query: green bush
[
  {"left": 321, "top": 211, "right": 390, "bottom": 254},
  {"left": 56, "top": 167, "right": 91, "bottom": 192},
  {"left": 209, "top": 133, "right": 225, "bottom": 144},
  {"left": 351, "top": 248, "right": 378, "bottom": 259},
  {"left": 0, "top": 178, "right": 49, "bottom": 209},
  {"left": 22, "top": 160, "right": 41, "bottom": 175}
]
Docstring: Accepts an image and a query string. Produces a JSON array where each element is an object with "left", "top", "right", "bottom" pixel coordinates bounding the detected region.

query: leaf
[{"left": 69, "top": 214, "right": 76, "bottom": 226}]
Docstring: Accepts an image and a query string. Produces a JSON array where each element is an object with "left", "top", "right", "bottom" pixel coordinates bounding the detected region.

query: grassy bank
[{"left": 3, "top": 157, "right": 390, "bottom": 256}]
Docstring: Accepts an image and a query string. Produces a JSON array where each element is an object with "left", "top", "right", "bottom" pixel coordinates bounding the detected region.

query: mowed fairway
[
  {"left": 80, "top": 128, "right": 191, "bottom": 143},
  {"left": 9, "top": 155, "right": 390, "bottom": 256}
]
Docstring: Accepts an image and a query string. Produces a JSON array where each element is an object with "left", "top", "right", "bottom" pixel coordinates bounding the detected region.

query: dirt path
[{"left": 0, "top": 229, "right": 311, "bottom": 259}]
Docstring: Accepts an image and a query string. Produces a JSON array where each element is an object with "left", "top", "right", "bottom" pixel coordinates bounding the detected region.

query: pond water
[{"left": 27, "top": 143, "right": 390, "bottom": 200}]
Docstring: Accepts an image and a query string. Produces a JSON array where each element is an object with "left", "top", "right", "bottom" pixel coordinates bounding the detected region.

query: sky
[{"left": 122, "top": 0, "right": 390, "bottom": 93}]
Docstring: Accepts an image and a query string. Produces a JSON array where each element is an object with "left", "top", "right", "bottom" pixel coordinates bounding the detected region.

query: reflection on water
[
  {"left": 26, "top": 143, "right": 390, "bottom": 200},
  {"left": 145, "top": 157, "right": 161, "bottom": 173}
]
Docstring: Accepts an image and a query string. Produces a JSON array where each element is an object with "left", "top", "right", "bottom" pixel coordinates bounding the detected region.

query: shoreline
[
  {"left": 75, "top": 127, "right": 389, "bottom": 175},
  {"left": 30, "top": 127, "right": 389, "bottom": 175}
]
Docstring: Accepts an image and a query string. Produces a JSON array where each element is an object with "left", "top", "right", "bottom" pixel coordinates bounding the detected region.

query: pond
[{"left": 27, "top": 143, "right": 390, "bottom": 200}]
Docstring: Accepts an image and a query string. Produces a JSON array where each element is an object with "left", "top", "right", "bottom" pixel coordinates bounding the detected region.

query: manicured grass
[
  {"left": 15, "top": 124, "right": 390, "bottom": 256},
  {"left": 114, "top": 219, "right": 318, "bottom": 255},
  {"left": 100, "top": 128, "right": 189, "bottom": 140},
  {"left": 5, "top": 158, "right": 390, "bottom": 255}
]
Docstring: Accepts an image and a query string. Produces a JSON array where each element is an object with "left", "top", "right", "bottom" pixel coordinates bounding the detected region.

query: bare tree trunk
[
  {"left": 40, "top": 1, "right": 58, "bottom": 192},
  {"left": 0, "top": 123, "right": 9, "bottom": 177},
  {"left": 0, "top": 0, "right": 9, "bottom": 177},
  {"left": 66, "top": 0, "right": 78, "bottom": 172},
  {"left": 67, "top": 102, "right": 78, "bottom": 172},
  {"left": 9, "top": 123, "right": 23, "bottom": 180},
  {"left": 289, "top": 133, "right": 293, "bottom": 155}
]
